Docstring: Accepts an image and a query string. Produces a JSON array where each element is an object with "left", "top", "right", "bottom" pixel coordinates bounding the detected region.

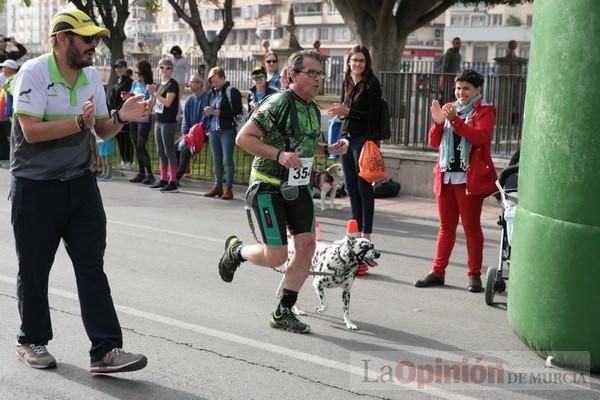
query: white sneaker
[{"left": 124, "top": 162, "right": 133, "bottom": 171}]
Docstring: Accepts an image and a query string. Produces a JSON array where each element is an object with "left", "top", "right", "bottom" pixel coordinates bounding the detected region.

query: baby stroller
[{"left": 484, "top": 164, "right": 519, "bottom": 306}]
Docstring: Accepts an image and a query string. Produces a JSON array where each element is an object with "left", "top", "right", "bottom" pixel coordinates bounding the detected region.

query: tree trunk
[
  {"left": 107, "top": 38, "right": 126, "bottom": 87},
  {"left": 166, "top": 0, "right": 233, "bottom": 72},
  {"left": 331, "top": 0, "right": 457, "bottom": 73}
]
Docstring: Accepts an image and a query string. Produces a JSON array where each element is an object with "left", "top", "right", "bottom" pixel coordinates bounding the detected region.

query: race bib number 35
[{"left": 287, "top": 157, "right": 313, "bottom": 186}]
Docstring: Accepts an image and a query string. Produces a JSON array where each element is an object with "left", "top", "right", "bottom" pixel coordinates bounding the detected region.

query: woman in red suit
[{"left": 415, "top": 69, "right": 497, "bottom": 292}]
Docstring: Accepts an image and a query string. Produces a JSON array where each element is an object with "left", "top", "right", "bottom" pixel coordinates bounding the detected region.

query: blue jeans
[
  {"left": 10, "top": 173, "right": 122, "bottom": 362},
  {"left": 209, "top": 129, "right": 236, "bottom": 188},
  {"left": 341, "top": 136, "right": 375, "bottom": 234}
]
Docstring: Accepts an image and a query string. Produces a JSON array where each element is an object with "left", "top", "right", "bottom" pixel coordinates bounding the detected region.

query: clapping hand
[
  {"left": 441, "top": 102, "right": 457, "bottom": 121},
  {"left": 430, "top": 100, "right": 446, "bottom": 124},
  {"left": 82, "top": 96, "right": 96, "bottom": 128},
  {"left": 119, "top": 94, "right": 151, "bottom": 122}
]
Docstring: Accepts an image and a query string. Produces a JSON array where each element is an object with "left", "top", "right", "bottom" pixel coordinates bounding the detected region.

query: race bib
[
  {"left": 153, "top": 100, "right": 164, "bottom": 114},
  {"left": 287, "top": 157, "right": 313, "bottom": 186}
]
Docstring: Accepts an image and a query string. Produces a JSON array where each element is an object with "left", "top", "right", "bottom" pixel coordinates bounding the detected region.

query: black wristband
[
  {"left": 276, "top": 150, "right": 283, "bottom": 163},
  {"left": 322, "top": 144, "right": 329, "bottom": 157},
  {"left": 112, "top": 109, "right": 126, "bottom": 124}
]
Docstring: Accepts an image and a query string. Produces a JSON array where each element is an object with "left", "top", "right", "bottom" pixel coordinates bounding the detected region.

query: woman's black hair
[
  {"left": 136, "top": 60, "right": 153, "bottom": 85},
  {"left": 455, "top": 69, "right": 484, "bottom": 88}
]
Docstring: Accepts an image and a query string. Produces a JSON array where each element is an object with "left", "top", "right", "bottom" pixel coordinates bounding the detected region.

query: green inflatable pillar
[{"left": 508, "top": 0, "right": 600, "bottom": 371}]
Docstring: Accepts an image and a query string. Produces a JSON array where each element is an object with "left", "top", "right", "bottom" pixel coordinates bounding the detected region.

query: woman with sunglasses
[
  {"left": 147, "top": 58, "right": 180, "bottom": 192},
  {"left": 327, "top": 46, "right": 383, "bottom": 275},
  {"left": 128, "top": 60, "right": 155, "bottom": 185},
  {"left": 264, "top": 51, "right": 281, "bottom": 90},
  {"left": 247, "top": 65, "right": 277, "bottom": 115}
]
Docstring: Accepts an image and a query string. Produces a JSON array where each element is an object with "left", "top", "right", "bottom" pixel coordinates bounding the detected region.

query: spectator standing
[
  {"left": 96, "top": 133, "right": 114, "bottom": 180},
  {"left": 202, "top": 66, "right": 243, "bottom": 200},
  {"left": 414, "top": 69, "right": 497, "bottom": 292},
  {"left": 0, "top": 35, "right": 27, "bottom": 64},
  {"left": 147, "top": 58, "right": 179, "bottom": 192},
  {"left": 107, "top": 58, "right": 133, "bottom": 170},
  {"left": 327, "top": 45, "right": 381, "bottom": 260},
  {"left": 10, "top": 8, "right": 148, "bottom": 372},
  {"left": 440, "top": 37, "right": 462, "bottom": 102},
  {"left": 247, "top": 65, "right": 277, "bottom": 114},
  {"left": 264, "top": 51, "right": 281, "bottom": 90},
  {"left": 128, "top": 60, "right": 155, "bottom": 185},
  {"left": 279, "top": 65, "right": 289, "bottom": 90},
  {"left": 170, "top": 45, "right": 189, "bottom": 96},
  {"left": 175, "top": 74, "right": 208, "bottom": 184},
  {"left": 0, "top": 59, "right": 18, "bottom": 161}
]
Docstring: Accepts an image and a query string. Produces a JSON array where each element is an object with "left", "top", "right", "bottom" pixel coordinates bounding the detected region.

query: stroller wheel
[
  {"left": 484, "top": 265, "right": 497, "bottom": 305},
  {"left": 495, "top": 279, "right": 506, "bottom": 293}
]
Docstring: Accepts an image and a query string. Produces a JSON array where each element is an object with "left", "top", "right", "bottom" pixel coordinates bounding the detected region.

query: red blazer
[{"left": 429, "top": 99, "right": 497, "bottom": 197}]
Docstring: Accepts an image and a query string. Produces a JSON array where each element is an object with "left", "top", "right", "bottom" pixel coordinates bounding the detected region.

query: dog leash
[{"left": 272, "top": 267, "right": 339, "bottom": 277}]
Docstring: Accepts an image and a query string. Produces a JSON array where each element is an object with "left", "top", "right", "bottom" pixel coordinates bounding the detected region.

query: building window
[
  {"left": 301, "top": 27, "right": 318, "bottom": 42},
  {"left": 526, "top": 15, "right": 533, "bottom": 27},
  {"left": 232, "top": 7, "right": 241, "bottom": 18},
  {"left": 450, "top": 14, "right": 468, "bottom": 26},
  {"left": 496, "top": 44, "right": 507, "bottom": 58},
  {"left": 519, "top": 45, "right": 530, "bottom": 59},
  {"left": 490, "top": 14, "right": 503, "bottom": 26},
  {"left": 333, "top": 27, "right": 351, "bottom": 42},
  {"left": 293, "top": 3, "right": 322, "bottom": 17},
  {"left": 473, "top": 46, "right": 489, "bottom": 63},
  {"left": 471, "top": 15, "right": 487, "bottom": 27},
  {"left": 241, "top": 5, "right": 259, "bottom": 19},
  {"left": 319, "top": 27, "right": 329, "bottom": 41}
]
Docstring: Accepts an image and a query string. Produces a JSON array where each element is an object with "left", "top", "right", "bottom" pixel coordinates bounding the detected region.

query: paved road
[{"left": 0, "top": 169, "right": 597, "bottom": 400}]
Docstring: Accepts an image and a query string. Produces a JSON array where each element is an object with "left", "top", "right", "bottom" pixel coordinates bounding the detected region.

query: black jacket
[
  {"left": 341, "top": 76, "right": 382, "bottom": 139},
  {"left": 205, "top": 81, "right": 243, "bottom": 131},
  {"left": 107, "top": 75, "right": 133, "bottom": 110},
  {"left": 247, "top": 85, "right": 278, "bottom": 115},
  {"left": 0, "top": 43, "right": 27, "bottom": 63}
]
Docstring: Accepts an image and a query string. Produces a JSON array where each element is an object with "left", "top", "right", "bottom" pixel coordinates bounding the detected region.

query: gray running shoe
[
  {"left": 89, "top": 348, "right": 148, "bottom": 373},
  {"left": 218, "top": 235, "right": 244, "bottom": 282},
  {"left": 270, "top": 307, "right": 311, "bottom": 334},
  {"left": 16, "top": 343, "right": 57, "bottom": 369}
]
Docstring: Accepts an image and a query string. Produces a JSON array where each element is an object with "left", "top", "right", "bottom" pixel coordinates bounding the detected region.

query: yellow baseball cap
[{"left": 48, "top": 9, "right": 110, "bottom": 37}]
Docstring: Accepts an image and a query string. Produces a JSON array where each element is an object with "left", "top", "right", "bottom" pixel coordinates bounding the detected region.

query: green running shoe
[{"left": 270, "top": 307, "right": 311, "bottom": 334}]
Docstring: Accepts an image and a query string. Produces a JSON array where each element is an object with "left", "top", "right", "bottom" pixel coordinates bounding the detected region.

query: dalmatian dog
[
  {"left": 311, "top": 163, "right": 344, "bottom": 211},
  {"left": 276, "top": 235, "right": 380, "bottom": 330}
]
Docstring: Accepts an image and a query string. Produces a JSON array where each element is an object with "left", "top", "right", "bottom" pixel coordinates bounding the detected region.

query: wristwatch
[{"left": 111, "top": 109, "right": 126, "bottom": 124}]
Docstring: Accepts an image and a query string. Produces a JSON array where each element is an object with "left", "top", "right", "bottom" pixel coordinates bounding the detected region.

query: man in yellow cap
[{"left": 10, "top": 8, "right": 150, "bottom": 373}]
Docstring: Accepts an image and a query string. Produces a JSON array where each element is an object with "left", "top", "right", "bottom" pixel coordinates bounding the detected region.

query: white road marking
[
  {"left": 0, "top": 273, "right": 484, "bottom": 400},
  {"left": 109, "top": 220, "right": 223, "bottom": 243}
]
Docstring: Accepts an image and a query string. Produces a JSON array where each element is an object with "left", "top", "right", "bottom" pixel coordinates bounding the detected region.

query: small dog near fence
[
  {"left": 311, "top": 163, "right": 344, "bottom": 211},
  {"left": 276, "top": 235, "right": 380, "bottom": 330}
]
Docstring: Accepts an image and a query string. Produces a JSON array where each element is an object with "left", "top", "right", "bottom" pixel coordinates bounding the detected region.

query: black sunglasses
[
  {"left": 66, "top": 32, "right": 100, "bottom": 44},
  {"left": 265, "top": 60, "right": 277, "bottom": 64}
]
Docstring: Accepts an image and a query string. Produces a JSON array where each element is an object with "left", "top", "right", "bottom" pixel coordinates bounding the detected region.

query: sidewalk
[{"left": 112, "top": 168, "right": 502, "bottom": 229}]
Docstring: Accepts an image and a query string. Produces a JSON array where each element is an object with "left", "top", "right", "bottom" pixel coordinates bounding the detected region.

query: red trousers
[{"left": 432, "top": 183, "right": 485, "bottom": 277}]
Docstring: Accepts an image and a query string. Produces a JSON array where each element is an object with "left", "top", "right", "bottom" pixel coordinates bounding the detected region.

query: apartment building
[
  {"left": 443, "top": 3, "right": 534, "bottom": 63},
  {"left": 4, "top": 0, "right": 67, "bottom": 55}
]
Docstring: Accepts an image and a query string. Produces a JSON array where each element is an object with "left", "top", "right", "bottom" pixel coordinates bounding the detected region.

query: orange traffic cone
[
  {"left": 346, "top": 219, "right": 369, "bottom": 276},
  {"left": 346, "top": 219, "right": 360, "bottom": 237},
  {"left": 315, "top": 219, "right": 322, "bottom": 242}
]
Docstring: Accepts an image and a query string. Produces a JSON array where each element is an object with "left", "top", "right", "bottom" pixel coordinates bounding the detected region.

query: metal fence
[
  {"left": 398, "top": 59, "right": 528, "bottom": 76},
  {"left": 380, "top": 72, "right": 525, "bottom": 156}
]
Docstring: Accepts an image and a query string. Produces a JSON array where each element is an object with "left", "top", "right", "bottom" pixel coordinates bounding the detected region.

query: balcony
[{"left": 444, "top": 26, "right": 532, "bottom": 43}]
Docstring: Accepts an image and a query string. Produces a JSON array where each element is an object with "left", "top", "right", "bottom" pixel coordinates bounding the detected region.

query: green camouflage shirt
[{"left": 250, "top": 91, "right": 321, "bottom": 182}]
